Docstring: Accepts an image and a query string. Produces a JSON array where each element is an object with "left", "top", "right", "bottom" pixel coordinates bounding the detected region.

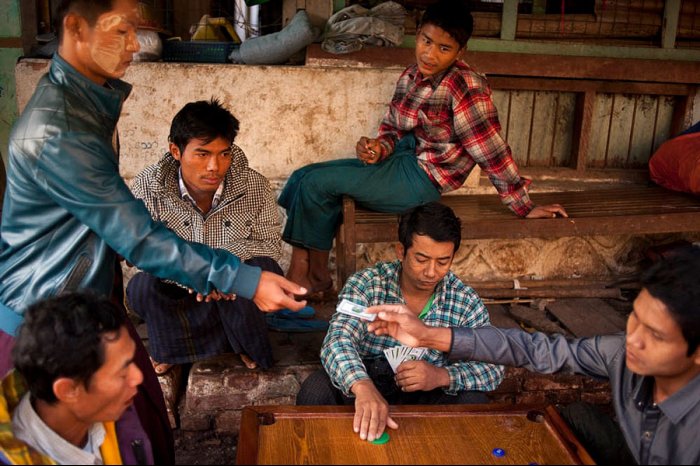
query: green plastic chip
[{"left": 370, "top": 432, "right": 390, "bottom": 445}]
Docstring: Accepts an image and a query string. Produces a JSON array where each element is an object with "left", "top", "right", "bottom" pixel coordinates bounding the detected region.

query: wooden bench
[{"left": 335, "top": 185, "right": 700, "bottom": 285}]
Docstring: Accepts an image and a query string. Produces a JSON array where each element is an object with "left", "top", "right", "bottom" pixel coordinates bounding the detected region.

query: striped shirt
[
  {"left": 321, "top": 260, "right": 504, "bottom": 396},
  {"left": 376, "top": 61, "right": 533, "bottom": 216}
]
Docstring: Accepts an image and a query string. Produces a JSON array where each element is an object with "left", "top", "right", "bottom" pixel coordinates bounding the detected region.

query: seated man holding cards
[{"left": 296, "top": 202, "right": 504, "bottom": 442}]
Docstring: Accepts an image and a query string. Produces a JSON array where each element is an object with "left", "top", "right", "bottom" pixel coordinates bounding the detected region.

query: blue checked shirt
[{"left": 321, "top": 260, "right": 504, "bottom": 396}]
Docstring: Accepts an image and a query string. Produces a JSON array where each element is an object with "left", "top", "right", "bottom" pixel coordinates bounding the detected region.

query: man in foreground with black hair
[{"left": 367, "top": 246, "right": 700, "bottom": 464}]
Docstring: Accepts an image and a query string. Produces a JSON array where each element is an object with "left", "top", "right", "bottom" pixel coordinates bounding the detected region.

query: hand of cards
[
  {"left": 383, "top": 345, "right": 427, "bottom": 373},
  {"left": 335, "top": 299, "right": 376, "bottom": 321}
]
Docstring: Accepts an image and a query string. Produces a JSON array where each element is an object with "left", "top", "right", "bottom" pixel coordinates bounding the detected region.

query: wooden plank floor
[{"left": 353, "top": 185, "right": 700, "bottom": 241}]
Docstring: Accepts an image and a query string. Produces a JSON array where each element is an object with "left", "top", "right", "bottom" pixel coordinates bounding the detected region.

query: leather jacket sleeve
[{"left": 36, "top": 132, "right": 261, "bottom": 299}]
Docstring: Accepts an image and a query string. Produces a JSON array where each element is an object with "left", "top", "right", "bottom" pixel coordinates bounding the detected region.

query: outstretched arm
[{"left": 366, "top": 304, "right": 452, "bottom": 351}]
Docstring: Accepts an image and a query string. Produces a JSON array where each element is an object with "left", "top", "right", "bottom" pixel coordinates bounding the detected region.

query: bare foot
[
  {"left": 150, "top": 357, "right": 175, "bottom": 375},
  {"left": 239, "top": 354, "right": 258, "bottom": 370},
  {"left": 308, "top": 278, "right": 334, "bottom": 294}
]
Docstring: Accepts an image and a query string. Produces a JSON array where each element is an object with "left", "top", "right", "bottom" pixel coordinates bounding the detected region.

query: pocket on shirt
[{"left": 418, "top": 107, "right": 452, "bottom": 141}]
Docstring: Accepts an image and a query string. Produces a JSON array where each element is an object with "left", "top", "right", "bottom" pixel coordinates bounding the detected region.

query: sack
[
  {"left": 649, "top": 131, "right": 700, "bottom": 195},
  {"left": 322, "top": 1, "right": 407, "bottom": 54}
]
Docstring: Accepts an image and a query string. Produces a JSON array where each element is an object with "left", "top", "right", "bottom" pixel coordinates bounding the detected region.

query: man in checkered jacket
[{"left": 126, "top": 99, "right": 282, "bottom": 372}]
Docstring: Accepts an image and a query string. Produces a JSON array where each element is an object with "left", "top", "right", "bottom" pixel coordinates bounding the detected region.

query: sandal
[{"left": 150, "top": 357, "right": 175, "bottom": 375}]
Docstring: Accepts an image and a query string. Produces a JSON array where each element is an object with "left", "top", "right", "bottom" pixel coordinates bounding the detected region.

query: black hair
[
  {"left": 168, "top": 98, "right": 240, "bottom": 155},
  {"left": 640, "top": 245, "right": 700, "bottom": 356},
  {"left": 12, "top": 292, "right": 126, "bottom": 404},
  {"left": 54, "top": 0, "right": 115, "bottom": 42},
  {"left": 419, "top": 0, "right": 474, "bottom": 49},
  {"left": 398, "top": 202, "right": 462, "bottom": 253}
]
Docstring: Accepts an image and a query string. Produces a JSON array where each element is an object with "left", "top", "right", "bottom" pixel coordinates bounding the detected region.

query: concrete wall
[{"left": 15, "top": 59, "right": 700, "bottom": 283}]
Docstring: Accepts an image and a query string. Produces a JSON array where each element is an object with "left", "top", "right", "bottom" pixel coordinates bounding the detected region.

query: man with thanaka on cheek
[
  {"left": 0, "top": 0, "right": 307, "bottom": 462},
  {"left": 367, "top": 246, "right": 700, "bottom": 465}
]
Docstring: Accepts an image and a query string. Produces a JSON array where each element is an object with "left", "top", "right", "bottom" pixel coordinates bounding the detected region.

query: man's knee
[
  {"left": 296, "top": 370, "right": 340, "bottom": 406},
  {"left": 246, "top": 257, "right": 283, "bottom": 275}
]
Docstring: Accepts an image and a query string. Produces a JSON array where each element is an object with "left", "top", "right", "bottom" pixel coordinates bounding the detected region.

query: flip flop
[
  {"left": 274, "top": 305, "right": 316, "bottom": 319},
  {"left": 266, "top": 314, "right": 329, "bottom": 333}
]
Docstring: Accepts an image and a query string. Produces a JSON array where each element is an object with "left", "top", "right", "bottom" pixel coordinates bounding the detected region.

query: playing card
[
  {"left": 336, "top": 299, "right": 376, "bottom": 321},
  {"left": 403, "top": 347, "right": 427, "bottom": 362},
  {"left": 383, "top": 345, "right": 428, "bottom": 373}
]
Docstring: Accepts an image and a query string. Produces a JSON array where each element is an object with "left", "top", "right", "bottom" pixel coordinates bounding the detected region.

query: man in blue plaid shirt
[{"left": 296, "top": 202, "right": 504, "bottom": 442}]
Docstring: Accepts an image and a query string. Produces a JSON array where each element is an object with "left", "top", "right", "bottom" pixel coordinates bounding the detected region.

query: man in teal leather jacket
[{"left": 0, "top": 0, "right": 307, "bottom": 462}]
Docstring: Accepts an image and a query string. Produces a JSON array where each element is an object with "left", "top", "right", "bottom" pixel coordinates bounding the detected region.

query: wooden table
[{"left": 236, "top": 404, "right": 595, "bottom": 465}]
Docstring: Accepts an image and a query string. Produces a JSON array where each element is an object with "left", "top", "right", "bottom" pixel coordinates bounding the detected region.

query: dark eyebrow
[
  {"left": 631, "top": 310, "right": 667, "bottom": 337},
  {"left": 421, "top": 30, "right": 454, "bottom": 50},
  {"left": 415, "top": 252, "right": 452, "bottom": 261}
]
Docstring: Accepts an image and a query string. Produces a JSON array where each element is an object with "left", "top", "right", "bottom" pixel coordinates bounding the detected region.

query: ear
[
  {"left": 692, "top": 346, "right": 700, "bottom": 367},
  {"left": 395, "top": 243, "right": 405, "bottom": 261},
  {"left": 63, "top": 13, "right": 86, "bottom": 41},
  {"left": 53, "top": 377, "right": 82, "bottom": 404},
  {"left": 459, "top": 44, "right": 467, "bottom": 58},
  {"left": 169, "top": 142, "right": 181, "bottom": 161}
]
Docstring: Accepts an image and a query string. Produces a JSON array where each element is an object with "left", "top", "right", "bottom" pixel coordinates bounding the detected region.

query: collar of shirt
[
  {"left": 385, "top": 260, "right": 450, "bottom": 304},
  {"left": 407, "top": 63, "right": 455, "bottom": 89},
  {"left": 642, "top": 372, "right": 700, "bottom": 424},
  {"left": 12, "top": 393, "right": 106, "bottom": 465},
  {"left": 178, "top": 167, "right": 225, "bottom": 215}
]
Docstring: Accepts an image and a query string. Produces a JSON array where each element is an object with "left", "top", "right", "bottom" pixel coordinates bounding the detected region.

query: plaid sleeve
[
  {"left": 451, "top": 77, "right": 534, "bottom": 217},
  {"left": 321, "top": 266, "right": 401, "bottom": 397},
  {"left": 320, "top": 312, "right": 373, "bottom": 397},
  {"left": 376, "top": 70, "right": 412, "bottom": 159},
  {"left": 440, "top": 285, "right": 504, "bottom": 393}
]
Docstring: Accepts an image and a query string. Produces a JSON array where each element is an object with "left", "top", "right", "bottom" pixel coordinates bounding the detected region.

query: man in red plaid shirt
[{"left": 278, "top": 0, "right": 567, "bottom": 298}]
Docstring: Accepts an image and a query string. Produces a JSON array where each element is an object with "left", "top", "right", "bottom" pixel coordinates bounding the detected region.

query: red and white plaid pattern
[{"left": 376, "top": 61, "right": 533, "bottom": 217}]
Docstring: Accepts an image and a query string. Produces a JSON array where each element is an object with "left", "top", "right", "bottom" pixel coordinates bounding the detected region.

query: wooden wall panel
[
  {"left": 528, "top": 91, "right": 558, "bottom": 167},
  {"left": 607, "top": 95, "right": 636, "bottom": 168},
  {"left": 491, "top": 90, "right": 510, "bottom": 136},
  {"left": 504, "top": 90, "right": 533, "bottom": 167},
  {"left": 551, "top": 93, "right": 576, "bottom": 168},
  {"left": 589, "top": 94, "right": 613, "bottom": 168},
  {"left": 628, "top": 95, "right": 659, "bottom": 168},
  {"left": 653, "top": 97, "right": 675, "bottom": 152}
]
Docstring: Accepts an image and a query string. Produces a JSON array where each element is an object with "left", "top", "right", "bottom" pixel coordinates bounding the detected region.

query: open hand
[
  {"left": 526, "top": 204, "right": 568, "bottom": 219},
  {"left": 366, "top": 304, "right": 427, "bottom": 347},
  {"left": 253, "top": 271, "right": 307, "bottom": 312},
  {"left": 351, "top": 380, "right": 399, "bottom": 442}
]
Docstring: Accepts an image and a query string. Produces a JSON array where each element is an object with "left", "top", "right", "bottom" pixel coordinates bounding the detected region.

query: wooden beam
[
  {"left": 487, "top": 77, "right": 691, "bottom": 96},
  {"left": 661, "top": 0, "right": 682, "bottom": 49},
  {"left": 306, "top": 45, "right": 700, "bottom": 85},
  {"left": 500, "top": 0, "right": 518, "bottom": 41},
  {"left": 0, "top": 38, "right": 23, "bottom": 49},
  {"left": 670, "top": 88, "right": 697, "bottom": 136}
]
